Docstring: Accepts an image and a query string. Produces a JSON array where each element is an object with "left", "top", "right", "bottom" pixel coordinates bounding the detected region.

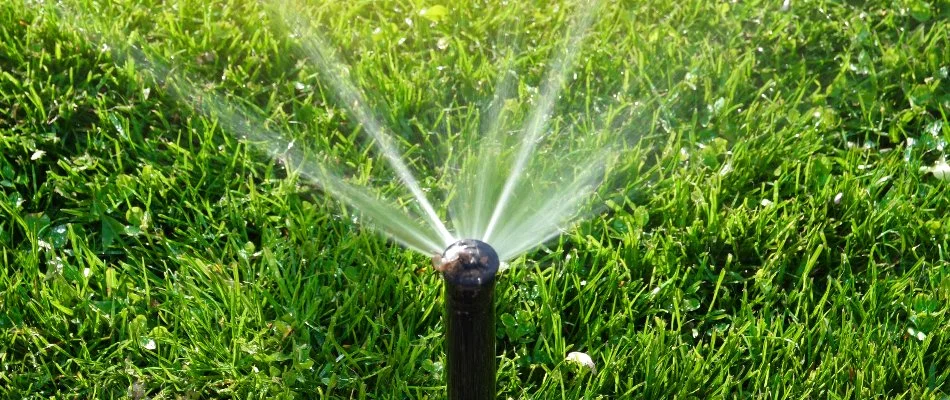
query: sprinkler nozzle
[{"left": 434, "top": 239, "right": 499, "bottom": 287}]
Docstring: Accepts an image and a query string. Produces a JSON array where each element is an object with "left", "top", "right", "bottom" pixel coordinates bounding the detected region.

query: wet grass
[{"left": 2, "top": 0, "right": 950, "bottom": 398}]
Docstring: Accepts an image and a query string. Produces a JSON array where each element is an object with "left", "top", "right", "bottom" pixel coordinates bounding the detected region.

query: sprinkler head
[
  {"left": 437, "top": 239, "right": 499, "bottom": 399},
  {"left": 434, "top": 239, "right": 500, "bottom": 287}
]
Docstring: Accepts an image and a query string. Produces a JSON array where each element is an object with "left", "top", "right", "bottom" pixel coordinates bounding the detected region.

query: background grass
[{"left": 2, "top": 0, "right": 949, "bottom": 398}]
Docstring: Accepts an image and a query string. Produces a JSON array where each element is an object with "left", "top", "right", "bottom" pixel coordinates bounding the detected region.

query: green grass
[{"left": 2, "top": 0, "right": 949, "bottom": 398}]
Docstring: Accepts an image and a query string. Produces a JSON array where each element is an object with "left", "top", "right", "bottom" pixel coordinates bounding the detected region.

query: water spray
[
  {"left": 58, "top": 1, "right": 608, "bottom": 397},
  {"left": 434, "top": 239, "right": 499, "bottom": 400}
]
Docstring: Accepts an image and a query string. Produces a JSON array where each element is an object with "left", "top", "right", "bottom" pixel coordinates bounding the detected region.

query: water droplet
[
  {"left": 711, "top": 97, "right": 725, "bottom": 114},
  {"left": 907, "top": 327, "right": 927, "bottom": 341},
  {"left": 49, "top": 255, "right": 64, "bottom": 273},
  {"left": 49, "top": 224, "right": 69, "bottom": 247},
  {"left": 679, "top": 147, "right": 689, "bottom": 161},
  {"left": 921, "top": 160, "right": 950, "bottom": 181},
  {"left": 719, "top": 161, "right": 734, "bottom": 176},
  {"left": 498, "top": 262, "right": 510, "bottom": 273}
]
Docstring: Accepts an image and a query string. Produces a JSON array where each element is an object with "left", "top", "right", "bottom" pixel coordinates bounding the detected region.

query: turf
[{"left": 1, "top": 0, "right": 949, "bottom": 398}]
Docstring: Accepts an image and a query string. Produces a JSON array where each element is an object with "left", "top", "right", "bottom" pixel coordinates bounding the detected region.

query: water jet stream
[
  {"left": 191, "top": 92, "right": 448, "bottom": 254},
  {"left": 57, "top": 0, "right": 621, "bottom": 264},
  {"left": 480, "top": 1, "right": 600, "bottom": 244},
  {"left": 271, "top": 1, "right": 455, "bottom": 247},
  {"left": 54, "top": 4, "right": 447, "bottom": 254},
  {"left": 455, "top": 60, "right": 518, "bottom": 242}
]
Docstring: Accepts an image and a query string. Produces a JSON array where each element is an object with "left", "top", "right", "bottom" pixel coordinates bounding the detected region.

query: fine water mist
[{"left": 59, "top": 0, "right": 630, "bottom": 262}]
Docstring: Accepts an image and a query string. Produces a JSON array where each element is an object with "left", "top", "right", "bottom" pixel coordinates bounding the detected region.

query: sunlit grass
[{"left": 1, "top": 0, "right": 949, "bottom": 398}]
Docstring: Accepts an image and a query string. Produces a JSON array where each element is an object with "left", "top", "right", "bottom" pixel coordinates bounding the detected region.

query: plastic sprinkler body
[{"left": 434, "top": 239, "right": 499, "bottom": 400}]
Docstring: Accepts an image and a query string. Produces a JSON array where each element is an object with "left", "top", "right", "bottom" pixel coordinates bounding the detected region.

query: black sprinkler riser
[{"left": 438, "top": 239, "right": 499, "bottom": 400}]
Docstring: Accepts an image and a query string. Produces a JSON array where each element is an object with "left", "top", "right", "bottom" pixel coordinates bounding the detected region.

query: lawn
[{"left": 1, "top": 0, "right": 949, "bottom": 398}]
